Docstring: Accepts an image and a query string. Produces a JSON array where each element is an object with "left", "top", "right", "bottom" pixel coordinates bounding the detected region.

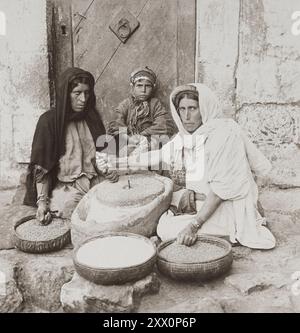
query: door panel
[{"left": 55, "top": 0, "right": 196, "bottom": 126}]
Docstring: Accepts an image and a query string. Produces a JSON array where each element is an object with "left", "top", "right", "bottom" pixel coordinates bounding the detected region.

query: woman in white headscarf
[{"left": 100, "top": 83, "right": 276, "bottom": 249}]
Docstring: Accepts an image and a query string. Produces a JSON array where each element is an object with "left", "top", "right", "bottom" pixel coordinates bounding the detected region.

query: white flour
[{"left": 76, "top": 236, "right": 156, "bottom": 269}]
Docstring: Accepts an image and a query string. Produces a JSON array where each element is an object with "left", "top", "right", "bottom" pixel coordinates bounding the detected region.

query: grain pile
[
  {"left": 76, "top": 236, "right": 156, "bottom": 269},
  {"left": 96, "top": 174, "right": 164, "bottom": 207},
  {"left": 16, "top": 218, "right": 70, "bottom": 242},
  {"left": 159, "top": 240, "right": 226, "bottom": 263}
]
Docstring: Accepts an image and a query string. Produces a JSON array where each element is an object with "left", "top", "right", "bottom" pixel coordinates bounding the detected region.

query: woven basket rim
[
  {"left": 14, "top": 214, "right": 70, "bottom": 246},
  {"left": 157, "top": 235, "right": 232, "bottom": 265},
  {"left": 73, "top": 231, "right": 157, "bottom": 272}
]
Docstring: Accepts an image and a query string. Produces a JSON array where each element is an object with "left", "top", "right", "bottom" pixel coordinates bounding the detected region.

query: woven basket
[
  {"left": 73, "top": 232, "right": 157, "bottom": 285},
  {"left": 14, "top": 215, "right": 71, "bottom": 254},
  {"left": 157, "top": 235, "right": 233, "bottom": 281}
]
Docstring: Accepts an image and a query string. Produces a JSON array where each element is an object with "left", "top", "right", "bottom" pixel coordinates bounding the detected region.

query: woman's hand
[
  {"left": 176, "top": 221, "right": 198, "bottom": 246},
  {"left": 104, "top": 170, "right": 119, "bottom": 183},
  {"left": 127, "top": 135, "right": 149, "bottom": 156},
  {"left": 36, "top": 201, "right": 52, "bottom": 225},
  {"left": 96, "top": 153, "right": 108, "bottom": 174},
  {"left": 96, "top": 153, "right": 119, "bottom": 182}
]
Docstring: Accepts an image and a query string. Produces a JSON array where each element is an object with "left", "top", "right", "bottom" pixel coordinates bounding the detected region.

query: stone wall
[
  {"left": 197, "top": 0, "right": 300, "bottom": 187},
  {"left": 0, "top": 0, "right": 49, "bottom": 189}
]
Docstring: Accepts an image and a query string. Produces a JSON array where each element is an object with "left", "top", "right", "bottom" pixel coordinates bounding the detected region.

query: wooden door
[{"left": 50, "top": 0, "right": 196, "bottom": 126}]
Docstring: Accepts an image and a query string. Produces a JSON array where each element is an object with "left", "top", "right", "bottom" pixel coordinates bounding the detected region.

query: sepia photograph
[{"left": 0, "top": 0, "right": 300, "bottom": 319}]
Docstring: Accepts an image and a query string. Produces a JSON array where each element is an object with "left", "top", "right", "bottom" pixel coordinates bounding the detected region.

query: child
[{"left": 108, "top": 66, "right": 175, "bottom": 155}]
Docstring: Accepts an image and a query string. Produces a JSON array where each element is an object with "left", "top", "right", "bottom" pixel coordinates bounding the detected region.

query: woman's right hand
[
  {"left": 104, "top": 170, "right": 119, "bottom": 183},
  {"left": 36, "top": 202, "right": 52, "bottom": 225},
  {"left": 177, "top": 222, "right": 198, "bottom": 246},
  {"left": 96, "top": 153, "right": 108, "bottom": 173}
]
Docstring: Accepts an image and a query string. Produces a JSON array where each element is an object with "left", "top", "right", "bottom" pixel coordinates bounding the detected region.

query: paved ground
[{"left": 0, "top": 187, "right": 300, "bottom": 313}]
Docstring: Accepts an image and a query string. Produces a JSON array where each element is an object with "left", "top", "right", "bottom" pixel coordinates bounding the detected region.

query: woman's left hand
[{"left": 176, "top": 222, "right": 198, "bottom": 246}]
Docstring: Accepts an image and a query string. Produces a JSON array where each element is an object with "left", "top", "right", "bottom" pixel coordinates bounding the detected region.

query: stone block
[
  {"left": 61, "top": 272, "right": 160, "bottom": 313},
  {"left": 0, "top": 257, "right": 23, "bottom": 313},
  {"left": 16, "top": 254, "right": 74, "bottom": 312},
  {"left": 196, "top": 0, "right": 240, "bottom": 116},
  {"left": 236, "top": 0, "right": 300, "bottom": 104},
  {"left": 0, "top": 0, "right": 49, "bottom": 187},
  {"left": 237, "top": 105, "right": 300, "bottom": 187}
]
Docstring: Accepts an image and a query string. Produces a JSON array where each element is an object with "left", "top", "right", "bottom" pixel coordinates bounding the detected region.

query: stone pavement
[{"left": 0, "top": 187, "right": 300, "bottom": 313}]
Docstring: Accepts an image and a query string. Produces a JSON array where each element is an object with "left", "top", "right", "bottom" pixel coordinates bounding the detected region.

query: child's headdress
[{"left": 130, "top": 66, "right": 157, "bottom": 86}]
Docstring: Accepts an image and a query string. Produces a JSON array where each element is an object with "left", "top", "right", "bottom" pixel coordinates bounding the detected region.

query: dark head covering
[{"left": 23, "top": 67, "right": 106, "bottom": 207}]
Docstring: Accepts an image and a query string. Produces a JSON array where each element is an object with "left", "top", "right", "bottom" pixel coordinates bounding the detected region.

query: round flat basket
[
  {"left": 157, "top": 235, "right": 233, "bottom": 281},
  {"left": 73, "top": 232, "right": 157, "bottom": 285},
  {"left": 14, "top": 215, "right": 71, "bottom": 254}
]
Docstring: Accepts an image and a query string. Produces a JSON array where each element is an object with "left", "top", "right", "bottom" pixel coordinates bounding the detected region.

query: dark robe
[{"left": 24, "top": 67, "right": 106, "bottom": 207}]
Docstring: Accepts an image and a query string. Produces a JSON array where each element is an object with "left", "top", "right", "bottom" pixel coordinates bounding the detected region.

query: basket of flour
[
  {"left": 157, "top": 235, "right": 233, "bottom": 281},
  {"left": 73, "top": 232, "right": 157, "bottom": 285},
  {"left": 14, "top": 215, "right": 71, "bottom": 253}
]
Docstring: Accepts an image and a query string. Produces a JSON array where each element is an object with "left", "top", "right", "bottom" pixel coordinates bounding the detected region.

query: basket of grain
[
  {"left": 14, "top": 215, "right": 71, "bottom": 253},
  {"left": 157, "top": 235, "right": 233, "bottom": 281},
  {"left": 73, "top": 232, "right": 157, "bottom": 285}
]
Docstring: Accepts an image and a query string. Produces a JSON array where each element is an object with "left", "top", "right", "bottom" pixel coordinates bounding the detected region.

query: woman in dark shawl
[{"left": 24, "top": 67, "right": 118, "bottom": 224}]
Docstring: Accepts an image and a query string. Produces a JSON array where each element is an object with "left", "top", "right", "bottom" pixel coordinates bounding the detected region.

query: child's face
[{"left": 132, "top": 79, "right": 153, "bottom": 101}]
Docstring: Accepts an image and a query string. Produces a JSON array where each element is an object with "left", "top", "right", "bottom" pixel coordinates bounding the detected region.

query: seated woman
[
  {"left": 109, "top": 83, "right": 275, "bottom": 249},
  {"left": 24, "top": 67, "right": 118, "bottom": 224}
]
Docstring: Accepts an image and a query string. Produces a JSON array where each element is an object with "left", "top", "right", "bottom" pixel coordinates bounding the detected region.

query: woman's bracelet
[
  {"left": 191, "top": 217, "right": 204, "bottom": 230},
  {"left": 36, "top": 194, "right": 49, "bottom": 206}
]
